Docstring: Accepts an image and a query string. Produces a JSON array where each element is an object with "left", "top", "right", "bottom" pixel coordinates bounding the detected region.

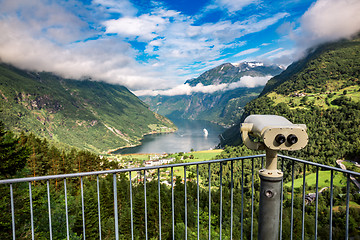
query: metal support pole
[
  {"left": 258, "top": 174, "right": 282, "bottom": 240},
  {"left": 258, "top": 148, "right": 283, "bottom": 240}
]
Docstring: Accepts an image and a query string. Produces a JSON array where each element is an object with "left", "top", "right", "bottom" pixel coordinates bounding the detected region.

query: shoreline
[{"left": 106, "top": 127, "right": 177, "bottom": 154}]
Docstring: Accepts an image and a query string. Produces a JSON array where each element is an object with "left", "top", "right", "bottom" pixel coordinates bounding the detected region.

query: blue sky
[{"left": 0, "top": 0, "right": 359, "bottom": 93}]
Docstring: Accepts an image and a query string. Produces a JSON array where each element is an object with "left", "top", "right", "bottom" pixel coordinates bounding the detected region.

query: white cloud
[
  {"left": 231, "top": 76, "right": 271, "bottom": 88},
  {"left": 300, "top": 0, "right": 360, "bottom": 43},
  {"left": 92, "top": 0, "right": 138, "bottom": 17},
  {"left": 138, "top": 10, "right": 288, "bottom": 82},
  {"left": 217, "top": 0, "right": 257, "bottom": 12},
  {"left": 269, "top": 0, "right": 360, "bottom": 66},
  {"left": 0, "top": 0, "right": 91, "bottom": 44},
  {"left": 0, "top": 14, "right": 170, "bottom": 90},
  {"left": 204, "top": 0, "right": 258, "bottom": 14},
  {"left": 198, "top": 12, "right": 289, "bottom": 41},
  {"left": 104, "top": 14, "right": 169, "bottom": 41},
  {"left": 257, "top": 48, "right": 284, "bottom": 58},
  {"left": 134, "top": 75, "right": 272, "bottom": 96},
  {"left": 287, "top": 0, "right": 360, "bottom": 58},
  {"left": 234, "top": 48, "right": 260, "bottom": 57}
]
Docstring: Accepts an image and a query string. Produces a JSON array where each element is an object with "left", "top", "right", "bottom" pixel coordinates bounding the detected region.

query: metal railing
[{"left": 1, "top": 154, "right": 360, "bottom": 239}]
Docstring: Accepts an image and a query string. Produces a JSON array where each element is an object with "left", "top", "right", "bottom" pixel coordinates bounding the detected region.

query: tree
[{"left": 0, "top": 122, "right": 29, "bottom": 178}]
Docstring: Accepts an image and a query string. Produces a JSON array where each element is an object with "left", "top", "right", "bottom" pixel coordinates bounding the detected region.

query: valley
[
  {"left": 1, "top": 1, "right": 360, "bottom": 239},
  {"left": 141, "top": 62, "right": 283, "bottom": 126}
]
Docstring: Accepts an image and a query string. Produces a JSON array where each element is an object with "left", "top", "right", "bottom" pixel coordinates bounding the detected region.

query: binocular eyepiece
[
  {"left": 275, "top": 134, "right": 298, "bottom": 145},
  {"left": 275, "top": 134, "right": 286, "bottom": 145}
]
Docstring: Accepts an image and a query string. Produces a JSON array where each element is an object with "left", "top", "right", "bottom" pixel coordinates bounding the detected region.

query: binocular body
[{"left": 241, "top": 115, "right": 308, "bottom": 151}]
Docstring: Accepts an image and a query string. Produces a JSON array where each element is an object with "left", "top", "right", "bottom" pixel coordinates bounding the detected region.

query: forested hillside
[
  {"left": 0, "top": 64, "right": 176, "bottom": 153},
  {"left": 220, "top": 38, "right": 360, "bottom": 166}
]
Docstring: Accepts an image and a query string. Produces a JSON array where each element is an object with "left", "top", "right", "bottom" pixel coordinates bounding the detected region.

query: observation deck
[{"left": 1, "top": 154, "right": 359, "bottom": 239}]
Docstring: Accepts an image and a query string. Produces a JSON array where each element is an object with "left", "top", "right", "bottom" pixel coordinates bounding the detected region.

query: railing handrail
[
  {"left": 0, "top": 154, "right": 266, "bottom": 184},
  {"left": 2, "top": 154, "right": 359, "bottom": 185},
  {"left": 279, "top": 154, "right": 360, "bottom": 176}
]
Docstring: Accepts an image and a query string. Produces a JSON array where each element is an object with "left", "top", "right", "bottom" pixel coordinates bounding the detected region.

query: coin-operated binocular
[
  {"left": 241, "top": 115, "right": 308, "bottom": 176},
  {"left": 240, "top": 115, "right": 308, "bottom": 240}
]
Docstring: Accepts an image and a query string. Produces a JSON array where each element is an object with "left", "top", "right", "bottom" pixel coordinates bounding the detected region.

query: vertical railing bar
[
  {"left": 64, "top": 179, "right": 70, "bottom": 240},
  {"left": 301, "top": 163, "right": 306, "bottom": 240},
  {"left": 96, "top": 176, "right": 102, "bottom": 240},
  {"left": 81, "top": 177, "right": 85, "bottom": 240},
  {"left": 47, "top": 180, "right": 53, "bottom": 240},
  {"left": 29, "top": 182, "right": 34, "bottom": 240},
  {"left": 197, "top": 165, "right": 200, "bottom": 240},
  {"left": 329, "top": 170, "right": 334, "bottom": 240},
  {"left": 113, "top": 173, "right": 119, "bottom": 240},
  {"left": 345, "top": 174, "right": 350, "bottom": 240},
  {"left": 158, "top": 168, "right": 161, "bottom": 240},
  {"left": 171, "top": 167, "right": 174, "bottom": 240},
  {"left": 129, "top": 171, "right": 134, "bottom": 240},
  {"left": 144, "top": 170, "right": 148, "bottom": 240},
  {"left": 261, "top": 156, "right": 264, "bottom": 169},
  {"left": 230, "top": 160, "right": 234, "bottom": 240},
  {"left": 10, "top": 183, "right": 15, "bottom": 240},
  {"left": 250, "top": 158, "right": 254, "bottom": 240},
  {"left": 208, "top": 163, "right": 211, "bottom": 240},
  {"left": 315, "top": 167, "right": 319, "bottom": 240},
  {"left": 241, "top": 160, "right": 244, "bottom": 240},
  {"left": 290, "top": 161, "right": 295, "bottom": 240},
  {"left": 219, "top": 162, "right": 223, "bottom": 240},
  {"left": 184, "top": 166, "right": 187, "bottom": 240},
  {"left": 279, "top": 157, "right": 284, "bottom": 240}
]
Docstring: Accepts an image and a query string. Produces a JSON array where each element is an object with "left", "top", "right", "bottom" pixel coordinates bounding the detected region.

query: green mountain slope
[
  {"left": 141, "top": 62, "right": 283, "bottom": 126},
  {"left": 0, "top": 64, "right": 176, "bottom": 153},
  {"left": 261, "top": 39, "right": 360, "bottom": 96},
  {"left": 220, "top": 38, "right": 360, "bottom": 164}
]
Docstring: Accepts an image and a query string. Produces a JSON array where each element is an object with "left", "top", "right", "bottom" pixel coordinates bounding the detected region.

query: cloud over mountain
[
  {"left": 299, "top": 0, "right": 360, "bottom": 46},
  {"left": 134, "top": 75, "right": 272, "bottom": 96}
]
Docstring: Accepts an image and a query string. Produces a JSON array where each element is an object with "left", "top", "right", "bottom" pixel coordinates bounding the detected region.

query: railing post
[{"left": 258, "top": 149, "right": 283, "bottom": 240}]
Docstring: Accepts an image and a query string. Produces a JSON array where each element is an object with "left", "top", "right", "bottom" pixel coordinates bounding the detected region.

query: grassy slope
[
  {"left": 0, "top": 64, "right": 176, "bottom": 153},
  {"left": 267, "top": 85, "right": 360, "bottom": 110},
  {"left": 284, "top": 171, "right": 346, "bottom": 189}
]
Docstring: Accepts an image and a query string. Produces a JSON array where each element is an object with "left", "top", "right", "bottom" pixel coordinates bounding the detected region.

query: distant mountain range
[
  {"left": 0, "top": 64, "right": 176, "bottom": 153},
  {"left": 185, "top": 61, "right": 284, "bottom": 86},
  {"left": 141, "top": 61, "right": 284, "bottom": 126}
]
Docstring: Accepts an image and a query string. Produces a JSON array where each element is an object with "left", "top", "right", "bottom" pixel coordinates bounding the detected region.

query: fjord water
[{"left": 114, "top": 118, "right": 225, "bottom": 154}]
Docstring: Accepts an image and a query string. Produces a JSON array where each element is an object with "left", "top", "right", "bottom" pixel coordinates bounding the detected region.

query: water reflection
[{"left": 113, "top": 119, "right": 225, "bottom": 154}]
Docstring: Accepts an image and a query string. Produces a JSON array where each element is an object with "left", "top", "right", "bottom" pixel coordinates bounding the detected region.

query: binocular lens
[
  {"left": 275, "top": 134, "right": 286, "bottom": 144},
  {"left": 287, "top": 134, "right": 298, "bottom": 145}
]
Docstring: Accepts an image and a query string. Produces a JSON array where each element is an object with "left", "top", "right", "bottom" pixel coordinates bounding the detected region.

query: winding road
[{"left": 336, "top": 160, "right": 360, "bottom": 192}]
